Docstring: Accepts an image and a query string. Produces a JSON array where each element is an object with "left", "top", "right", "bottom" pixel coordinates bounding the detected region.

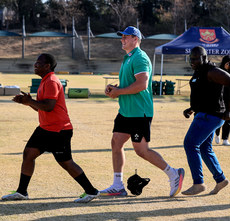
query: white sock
[
  {"left": 164, "top": 164, "right": 177, "bottom": 180},
  {"left": 113, "top": 172, "right": 123, "bottom": 188}
]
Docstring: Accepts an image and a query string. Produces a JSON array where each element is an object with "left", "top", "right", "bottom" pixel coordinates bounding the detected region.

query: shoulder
[
  {"left": 206, "top": 61, "right": 216, "bottom": 69},
  {"left": 135, "top": 48, "right": 148, "bottom": 56},
  {"left": 44, "top": 75, "right": 61, "bottom": 90},
  {"left": 48, "top": 74, "right": 61, "bottom": 84},
  {"left": 133, "top": 48, "right": 150, "bottom": 62},
  {"left": 200, "top": 62, "right": 215, "bottom": 74},
  {"left": 49, "top": 73, "right": 59, "bottom": 80}
]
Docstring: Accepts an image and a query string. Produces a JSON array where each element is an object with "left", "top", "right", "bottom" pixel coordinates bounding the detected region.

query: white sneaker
[
  {"left": 222, "top": 140, "right": 230, "bottom": 146},
  {"left": 2, "top": 192, "right": 28, "bottom": 201},
  {"left": 100, "top": 185, "right": 128, "bottom": 196},
  {"left": 74, "top": 191, "right": 100, "bottom": 203},
  {"left": 215, "top": 135, "right": 220, "bottom": 144},
  {"left": 169, "top": 168, "right": 185, "bottom": 197}
]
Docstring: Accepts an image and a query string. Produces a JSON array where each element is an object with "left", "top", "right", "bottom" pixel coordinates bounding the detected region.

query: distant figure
[
  {"left": 2, "top": 53, "right": 99, "bottom": 203},
  {"left": 100, "top": 26, "right": 184, "bottom": 197},
  {"left": 182, "top": 46, "right": 230, "bottom": 196},
  {"left": 215, "top": 55, "right": 230, "bottom": 146}
]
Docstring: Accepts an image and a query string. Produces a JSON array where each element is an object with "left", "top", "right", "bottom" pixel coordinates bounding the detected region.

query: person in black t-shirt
[
  {"left": 182, "top": 46, "right": 230, "bottom": 196},
  {"left": 215, "top": 55, "right": 230, "bottom": 145}
]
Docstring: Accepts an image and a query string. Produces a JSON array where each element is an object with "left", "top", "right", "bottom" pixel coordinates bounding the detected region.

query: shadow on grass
[
  {"left": 0, "top": 99, "right": 13, "bottom": 103},
  {"left": 0, "top": 195, "right": 186, "bottom": 217},
  {"left": 0, "top": 196, "right": 229, "bottom": 220},
  {"left": 0, "top": 94, "right": 190, "bottom": 104},
  {"left": 65, "top": 94, "right": 190, "bottom": 103},
  {"left": 186, "top": 217, "right": 230, "bottom": 221},
  {"left": 1, "top": 145, "right": 184, "bottom": 156},
  {"left": 153, "top": 95, "right": 190, "bottom": 103}
]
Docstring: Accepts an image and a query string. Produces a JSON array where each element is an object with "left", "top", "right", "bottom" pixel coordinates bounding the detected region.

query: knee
[
  {"left": 23, "top": 148, "right": 36, "bottom": 161},
  {"left": 134, "top": 147, "right": 147, "bottom": 159},
  {"left": 200, "top": 146, "right": 212, "bottom": 156},
  {"left": 183, "top": 139, "right": 188, "bottom": 151},
  {"left": 184, "top": 135, "right": 201, "bottom": 154},
  {"left": 184, "top": 135, "right": 192, "bottom": 151},
  {"left": 111, "top": 135, "right": 124, "bottom": 151},
  {"left": 58, "top": 160, "right": 73, "bottom": 171},
  {"left": 111, "top": 133, "right": 119, "bottom": 144}
]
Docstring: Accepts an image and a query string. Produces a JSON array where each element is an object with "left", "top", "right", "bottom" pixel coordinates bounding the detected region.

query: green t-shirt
[{"left": 118, "top": 47, "right": 153, "bottom": 117}]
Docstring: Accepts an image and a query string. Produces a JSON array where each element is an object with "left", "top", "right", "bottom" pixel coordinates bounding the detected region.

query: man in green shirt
[{"left": 100, "top": 26, "right": 185, "bottom": 197}]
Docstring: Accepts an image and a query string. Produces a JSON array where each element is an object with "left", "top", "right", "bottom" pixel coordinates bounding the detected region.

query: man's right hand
[
  {"left": 12, "top": 91, "right": 32, "bottom": 106},
  {"left": 105, "top": 84, "right": 118, "bottom": 97}
]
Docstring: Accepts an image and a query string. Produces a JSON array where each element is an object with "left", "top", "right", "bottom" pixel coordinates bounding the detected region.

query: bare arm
[
  {"left": 208, "top": 67, "right": 230, "bottom": 86},
  {"left": 105, "top": 72, "right": 149, "bottom": 99},
  {"left": 12, "top": 91, "right": 56, "bottom": 112},
  {"left": 208, "top": 67, "right": 230, "bottom": 120}
]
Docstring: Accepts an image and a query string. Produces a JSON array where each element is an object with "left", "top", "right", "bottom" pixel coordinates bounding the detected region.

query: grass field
[
  {"left": 0, "top": 73, "right": 191, "bottom": 95},
  {"left": 0, "top": 73, "right": 230, "bottom": 220}
]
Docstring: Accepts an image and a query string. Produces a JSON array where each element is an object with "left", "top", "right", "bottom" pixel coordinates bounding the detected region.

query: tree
[
  {"left": 0, "top": 0, "right": 45, "bottom": 30},
  {"left": 203, "top": 0, "right": 230, "bottom": 30},
  {"left": 46, "top": 0, "right": 71, "bottom": 33},
  {"left": 170, "top": 0, "right": 193, "bottom": 34},
  {"left": 1, "top": 0, "right": 230, "bottom": 34},
  {"left": 106, "top": 0, "right": 139, "bottom": 30},
  {"left": 69, "top": 0, "right": 98, "bottom": 30},
  {"left": 46, "top": 0, "right": 94, "bottom": 33},
  {"left": 17, "top": 0, "right": 45, "bottom": 29},
  {"left": 137, "top": 0, "right": 172, "bottom": 34}
]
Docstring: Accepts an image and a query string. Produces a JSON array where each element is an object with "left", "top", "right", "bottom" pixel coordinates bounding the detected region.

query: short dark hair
[
  {"left": 191, "top": 46, "right": 207, "bottom": 56},
  {"left": 220, "top": 55, "right": 230, "bottom": 70},
  {"left": 40, "top": 53, "right": 57, "bottom": 71}
]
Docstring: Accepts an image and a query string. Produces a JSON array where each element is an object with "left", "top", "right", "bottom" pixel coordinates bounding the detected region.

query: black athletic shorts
[
  {"left": 26, "top": 126, "right": 73, "bottom": 162},
  {"left": 113, "top": 113, "right": 152, "bottom": 142}
]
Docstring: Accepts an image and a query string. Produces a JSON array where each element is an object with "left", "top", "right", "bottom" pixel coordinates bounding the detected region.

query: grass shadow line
[{"left": 1, "top": 145, "right": 184, "bottom": 156}]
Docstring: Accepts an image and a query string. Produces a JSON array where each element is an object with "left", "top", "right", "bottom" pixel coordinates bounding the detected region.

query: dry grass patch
[
  {"left": 0, "top": 73, "right": 191, "bottom": 95},
  {"left": 0, "top": 74, "right": 230, "bottom": 220}
]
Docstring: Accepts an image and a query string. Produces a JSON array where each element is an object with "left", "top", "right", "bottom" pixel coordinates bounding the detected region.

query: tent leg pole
[
  {"left": 152, "top": 53, "right": 156, "bottom": 80},
  {"left": 160, "top": 54, "right": 164, "bottom": 96}
]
